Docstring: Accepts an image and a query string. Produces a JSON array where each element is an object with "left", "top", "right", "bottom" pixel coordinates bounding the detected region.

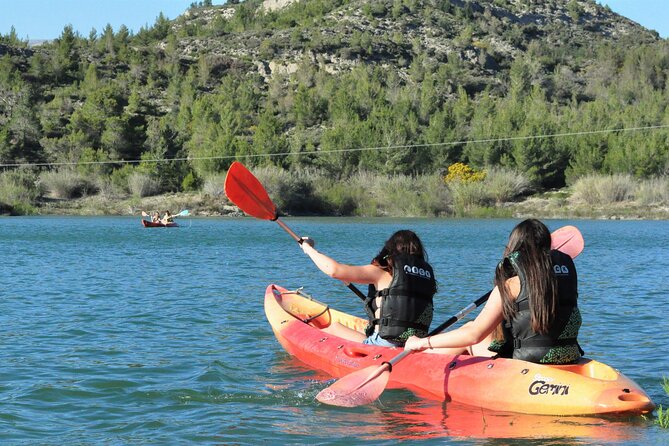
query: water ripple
[{"left": 0, "top": 217, "right": 667, "bottom": 444}]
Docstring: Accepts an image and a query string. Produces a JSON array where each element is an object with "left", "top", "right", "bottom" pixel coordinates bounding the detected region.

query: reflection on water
[
  {"left": 270, "top": 356, "right": 652, "bottom": 444},
  {"left": 383, "top": 400, "right": 644, "bottom": 442}
]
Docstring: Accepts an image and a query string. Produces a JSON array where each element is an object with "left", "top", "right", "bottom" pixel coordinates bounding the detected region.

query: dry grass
[
  {"left": 40, "top": 169, "right": 97, "bottom": 199},
  {"left": 636, "top": 177, "right": 669, "bottom": 206},
  {"left": 127, "top": 172, "right": 161, "bottom": 198},
  {"left": 447, "top": 167, "right": 529, "bottom": 215},
  {"left": 570, "top": 174, "right": 636, "bottom": 205}
]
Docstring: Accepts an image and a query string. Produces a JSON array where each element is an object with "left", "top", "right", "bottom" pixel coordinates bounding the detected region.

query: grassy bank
[
  {"left": 657, "top": 377, "right": 669, "bottom": 429},
  {"left": 2, "top": 166, "right": 669, "bottom": 220}
]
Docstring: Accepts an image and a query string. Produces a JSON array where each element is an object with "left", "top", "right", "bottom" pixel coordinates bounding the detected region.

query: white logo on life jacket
[
  {"left": 403, "top": 265, "right": 432, "bottom": 279},
  {"left": 553, "top": 264, "right": 569, "bottom": 275}
]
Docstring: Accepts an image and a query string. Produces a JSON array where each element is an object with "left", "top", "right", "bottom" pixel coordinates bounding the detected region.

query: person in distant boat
[
  {"left": 405, "top": 218, "right": 583, "bottom": 365},
  {"left": 300, "top": 229, "right": 437, "bottom": 347},
  {"left": 161, "top": 210, "right": 173, "bottom": 225},
  {"left": 151, "top": 211, "right": 161, "bottom": 223}
]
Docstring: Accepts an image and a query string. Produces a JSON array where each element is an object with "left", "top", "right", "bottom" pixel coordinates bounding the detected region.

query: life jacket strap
[
  {"left": 513, "top": 337, "right": 578, "bottom": 348},
  {"left": 378, "top": 317, "right": 427, "bottom": 330}
]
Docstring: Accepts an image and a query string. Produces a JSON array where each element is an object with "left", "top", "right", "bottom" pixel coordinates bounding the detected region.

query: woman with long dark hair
[
  {"left": 301, "top": 229, "right": 437, "bottom": 347},
  {"left": 405, "top": 219, "right": 582, "bottom": 364}
]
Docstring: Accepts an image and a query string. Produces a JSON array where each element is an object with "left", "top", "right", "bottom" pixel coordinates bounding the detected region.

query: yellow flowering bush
[{"left": 444, "top": 163, "right": 486, "bottom": 184}]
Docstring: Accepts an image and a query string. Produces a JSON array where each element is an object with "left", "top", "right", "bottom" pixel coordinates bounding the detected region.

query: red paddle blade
[
  {"left": 551, "top": 225, "right": 584, "bottom": 259},
  {"left": 316, "top": 364, "right": 391, "bottom": 407},
  {"left": 224, "top": 161, "right": 277, "bottom": 220}
]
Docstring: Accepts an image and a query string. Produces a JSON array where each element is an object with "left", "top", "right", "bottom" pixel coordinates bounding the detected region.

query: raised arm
[
  {"left": 301, "top": 240, "right": 386, "bottom": 285},
  {"left": 404, "top": 284, "right": 508, "bottom": 351}
]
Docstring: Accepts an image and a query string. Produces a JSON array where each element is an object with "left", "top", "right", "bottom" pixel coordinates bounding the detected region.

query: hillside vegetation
[{"left": 0, "top": 0, "right": 668, "bottom": 216}]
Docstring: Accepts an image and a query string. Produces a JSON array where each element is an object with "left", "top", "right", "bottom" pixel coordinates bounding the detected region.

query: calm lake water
[{"left": 1, "top": 216, "right": 668, "bottom": 444}]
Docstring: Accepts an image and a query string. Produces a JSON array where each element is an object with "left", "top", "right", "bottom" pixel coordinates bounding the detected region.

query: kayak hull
[
  {"left": 264, "top": 284, "right": 655, "bottom": 416},
  {"left": 141, "top": 219, "right": 177, "bottom": 227}
]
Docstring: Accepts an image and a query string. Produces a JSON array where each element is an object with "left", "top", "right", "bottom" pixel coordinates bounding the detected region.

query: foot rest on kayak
[
  {"left": 278, "top": 287, "right": 332, "bottom": 328},
  {"left": 301, "top": 305, "right": 330, "bottom": 326},
  {"left": 285, "top": 307, "right": 331, "bottom": 329}
]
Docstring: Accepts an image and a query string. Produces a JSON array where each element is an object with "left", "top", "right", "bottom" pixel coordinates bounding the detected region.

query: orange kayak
[{"left": 265, "top": 284, "right": 655, "bottom": 416}]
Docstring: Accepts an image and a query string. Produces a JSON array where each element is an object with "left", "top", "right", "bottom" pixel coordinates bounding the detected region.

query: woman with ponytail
[{"left": 405, "top": 219, "right": 582, "bottom": 365}]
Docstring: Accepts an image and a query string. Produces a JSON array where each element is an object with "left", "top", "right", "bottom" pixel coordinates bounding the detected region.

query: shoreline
[{"left": 9, "top": 191, "right": 668, "bottom": 220}]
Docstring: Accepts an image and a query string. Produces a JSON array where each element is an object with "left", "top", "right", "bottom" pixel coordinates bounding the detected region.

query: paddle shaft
[
  {"left": 142, "top": 210, "right": 188, "bottom": 217},
  {"left": 276, "top": 218, "right": 367, "bottom": 301},
  {"left": 225, "top": 162, "right": 368, "bottom": 302},
  {"left": 387, "top": 290, "right": 492, "bottom": 367}
]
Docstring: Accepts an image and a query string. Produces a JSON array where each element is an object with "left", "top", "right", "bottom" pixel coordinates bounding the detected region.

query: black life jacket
[
  {"left": 495, "top": 249, "right": 582, "bottom": 364},
  {"left": 364, "top": 254, "right": 437, "bottom": 343},
  {"left": 363, "top": 285, "right": 379, "bottom": 336}
]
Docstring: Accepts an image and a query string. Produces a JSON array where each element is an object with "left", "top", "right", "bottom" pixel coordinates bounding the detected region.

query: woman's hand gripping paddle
[
  {"left": 224, "top": 161, "right": 367, "bottom": 301},
  {"left": 315, "top": 225, "right": 585, "bottom": 407}
]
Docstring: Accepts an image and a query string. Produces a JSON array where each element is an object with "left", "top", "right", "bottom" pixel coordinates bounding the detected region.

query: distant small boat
[{"left": 141, "top": 219, "right": 177, "bottom": 228}]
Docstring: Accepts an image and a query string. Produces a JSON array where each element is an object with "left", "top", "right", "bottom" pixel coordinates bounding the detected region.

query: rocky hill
[{"left": 169, "top": 0, "right": 660, "bottom": 99}]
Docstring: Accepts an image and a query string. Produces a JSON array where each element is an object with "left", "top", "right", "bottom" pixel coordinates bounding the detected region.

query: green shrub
[
  {"left": 636, "top": 177, "right": 669, "bottom": 206},
  {"left": 448, "top": 180, "right": 490, "bottom": 216},
  {"left": 247, "top": 166, "right": 452, "bottom": 217},
  {"left": 110, "top": 165, "right": 134, "bottom": 195},
  {"left": 40, "top": 169, "right": 96, "bottom": 199},
  {"left": 656, "top": 377, "right": 669, "bottom": 429},
  {"left": 128, "top": 172, "right": 161, "bottom": 198},
  {"left": 95, "top": 177, "right": 116, "bottom": 199},
  {"left": 484, "top": 167, "right": 530, "bottom": 204},
  {"left": 203, "top": 173, "right": 226, "bottom": 197},
  {"left": 311, "top": 170, "right": 451, "bottom": 217},
  {"left": 254, "top": 165, "right": 322, "bottom": 214},
  {"left": 312, "top": 176, "right": 365, "bottom": 216},
  {"left": 370, "top": 173, "right": 451, "bottom": 217},
  {"left": 181, "top": 171, "right": 202, "bottom": 192},
  {"left": 441, "top": 165, "right": 530, "bottom": 215},
  {"left": 0, "top": 169, "right": 41, "bottom": 214},
  {"left": 570, "top": 174, "right": 637, "bottom": 205}
]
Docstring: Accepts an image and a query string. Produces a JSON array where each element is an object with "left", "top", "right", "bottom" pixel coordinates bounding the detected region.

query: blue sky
[
  {"left": 603, "top": 0, "right": 668, "bottom": 38},
  {"left": 0, "top": 0, "right": 666, "bottom": 41},
  {"left": 0, "top": 0, "right": 227, "bottom": 41}
]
